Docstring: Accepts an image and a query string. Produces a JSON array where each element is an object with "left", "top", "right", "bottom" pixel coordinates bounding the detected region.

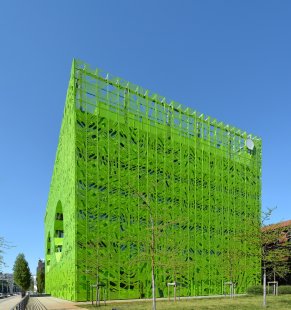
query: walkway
[
  {"left": 0, "top": 295, "right": 22, "bottom": 310},
  {"left": 27, "top": 296, "right": 85, "bottom": 310}
]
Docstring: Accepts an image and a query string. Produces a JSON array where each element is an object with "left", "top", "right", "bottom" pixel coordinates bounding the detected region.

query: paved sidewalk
[
  {"left": 28, "top": 296, "right": 86, "bottom": 309},
  {"left": 0, "top": 295, "right": 22, "bottom": 310}
]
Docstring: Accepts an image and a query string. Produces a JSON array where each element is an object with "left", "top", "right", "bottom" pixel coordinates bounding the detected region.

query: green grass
[{"left": 78, "top": 295, "right": 291, "bottom": 310}]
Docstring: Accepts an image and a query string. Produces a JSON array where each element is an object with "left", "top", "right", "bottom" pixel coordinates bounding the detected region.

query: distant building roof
[
  {"left": 262, "top": 220, "right": 291, "bottom": 232},
  {"left": 262, "top": 220, "right": 291, "bottom": 244}
]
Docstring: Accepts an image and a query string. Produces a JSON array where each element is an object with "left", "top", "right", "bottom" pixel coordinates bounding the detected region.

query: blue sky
[{"left": 0, "top": 0, "right": 290, "bottom": 274}]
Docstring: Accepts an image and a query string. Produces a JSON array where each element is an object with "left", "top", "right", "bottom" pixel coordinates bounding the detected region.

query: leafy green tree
[
  {"left": 262, "top": 217, "right": 291, "bottom": 286},
  {"left": 259, "top": 209, "right": 291, "bottom": 306},
  {"left": 29, "top": 276, "right": 35, "bottom": 292},
  {"left": 243, "top": 208, "right": 291, "bottom": 307},
  {"left": 13, "top": 253, "right": 31, "bottom": 296},
  {"left": 37, "top": 268, "right": 45, "bottom": 293}
]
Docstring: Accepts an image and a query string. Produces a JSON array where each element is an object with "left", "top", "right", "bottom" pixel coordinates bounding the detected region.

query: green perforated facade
[{"left": 45, "top": 59, "right": 262, "bottom": 301}]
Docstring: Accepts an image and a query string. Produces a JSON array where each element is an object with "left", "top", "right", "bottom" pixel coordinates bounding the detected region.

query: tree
[
  {"left": 220, "top": 234, "right": 245, "bottom": 297},
  {"left": 30, "top": 276, "right": 35, "bottom": 292},
  {"left": 37, "top": 268, "right": 45, "bottom": 293},
  {"left": 13, "top": 253, "right": 31, "bottom": 296},
  {"left": 0, "top": 237, "right": 11, "bottom": 271},
  {"left": 83, "top": 238, "right": 111, "bottom": 306},
  {"left": 244, "top": 208, "right": 291, "bottom": 307},
  {"left": 262, "top": 226, "right": 290, "bottom": 283},
  {"left": 261, "top": 212, "right": 291, "bottom": 296},
  {"left": 130, "top": 183, "right": 190, "bottom": 309}
]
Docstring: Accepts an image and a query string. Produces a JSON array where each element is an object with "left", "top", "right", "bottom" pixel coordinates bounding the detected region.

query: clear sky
[{"left": 0, "top": 0, "right": 290, "bottom": 275}]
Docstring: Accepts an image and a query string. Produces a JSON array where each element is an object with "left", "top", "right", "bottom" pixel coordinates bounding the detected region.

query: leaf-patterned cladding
[{"left": 45, "top": 59, "right": 262, "bottom": 301}]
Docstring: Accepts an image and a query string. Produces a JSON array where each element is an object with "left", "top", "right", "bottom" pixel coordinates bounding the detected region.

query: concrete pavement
[
  {"left": 27, "top": 296, "right": 86, "bottom": 310},
  {"left": 0, "top": 295, "right": 22, "bottom": 310}
]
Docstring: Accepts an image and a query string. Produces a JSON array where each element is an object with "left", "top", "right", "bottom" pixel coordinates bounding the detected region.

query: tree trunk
[
  {"left": 151, "top": 256, "right": 156, "bottom": 310},
  {"left": 95, "top": 274, "right": 99, "bottom": 307}
]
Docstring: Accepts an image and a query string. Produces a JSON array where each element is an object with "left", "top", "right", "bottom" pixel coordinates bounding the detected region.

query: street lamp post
[{"left": 263, "top": 266, "right": 267, "bottom": 307}]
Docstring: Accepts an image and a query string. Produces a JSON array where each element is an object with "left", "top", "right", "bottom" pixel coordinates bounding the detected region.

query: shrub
[
  {"left": 278, "top": 285, "right": 291, "bottom": 294},
  {"left": 246, "top": 285, "right": 263, "bottom": 295}
]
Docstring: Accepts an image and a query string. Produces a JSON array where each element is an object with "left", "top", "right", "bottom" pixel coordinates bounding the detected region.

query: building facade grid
[{"left": 45, "top": 60, "right": 262, "bottom": 301}]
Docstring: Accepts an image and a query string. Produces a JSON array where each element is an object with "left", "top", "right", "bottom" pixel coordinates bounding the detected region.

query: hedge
[
  {"left": 278, "top": 285, "right": 291, "bottom": 294},
  {"left": 247, "top": 285, "right": 291, "bottom": 295},
  {"left": 246, "top": 285, "right": 263, "bottom": 295}
]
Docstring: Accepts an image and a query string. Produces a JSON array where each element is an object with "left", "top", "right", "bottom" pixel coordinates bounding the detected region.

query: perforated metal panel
[{"left": 45, "top": 60, "right": 262, "bottom": 301}]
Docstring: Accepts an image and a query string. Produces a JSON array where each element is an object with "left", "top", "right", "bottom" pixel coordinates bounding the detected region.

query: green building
[{"left": 45, "top": 59, "right": 262, "bottom": 301}]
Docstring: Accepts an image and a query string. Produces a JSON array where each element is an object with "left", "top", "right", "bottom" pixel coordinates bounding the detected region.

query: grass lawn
[{"left": 78, "top": 295, "right": 291, "bottom": 310}]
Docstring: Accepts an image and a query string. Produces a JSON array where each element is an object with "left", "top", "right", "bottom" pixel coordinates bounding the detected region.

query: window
[
  {"left": 56, "top": 213, "right": 63, "bottom": 220},
  {"left": 55, "top": 230, "right": 64, "bottom": 238}
]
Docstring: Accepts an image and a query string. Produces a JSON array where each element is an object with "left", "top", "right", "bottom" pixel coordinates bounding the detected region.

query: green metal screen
[{"left": 45, "top": 59, "right": 262, "bottom": 301}]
